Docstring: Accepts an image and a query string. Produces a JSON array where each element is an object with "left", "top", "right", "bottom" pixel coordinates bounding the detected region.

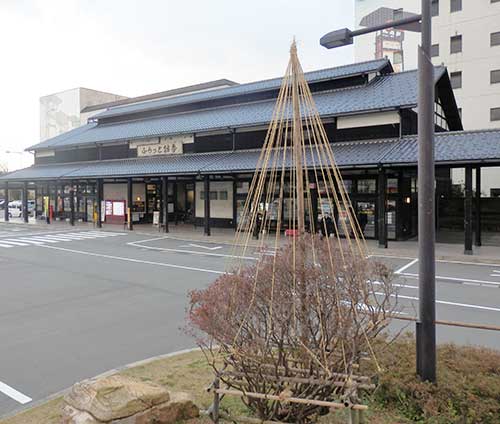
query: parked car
[
  {"left": 8, "top": 201, "right": 22, "bottom": 218},
  {"left": 0, "top": 198, "right": 5, "bottom": 210}
]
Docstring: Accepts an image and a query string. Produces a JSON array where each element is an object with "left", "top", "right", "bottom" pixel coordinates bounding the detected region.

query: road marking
[
  {"left": 0, "top": 381, "right": 32, "bottom": 404},
  {"left": 40, "top": 245, "right": 225, "bottom": 274},
  {"left": 188, "top": 243, "right": 223, "bottom": 251},
  {"left": 0, "top": 240, "right": 29, "bottom": 246},
  {"left": 376, "top": 292, "right": 500, "bottom": 313},
  {"left": 394, "top": 258, "right": 418, "bottom": 274},
  {"left": 128, "top": 238, "right": 257, "bottom": 260},
  {"left": 0, "top": 243, "right": 13, "bottom": 248},
  {"left": 401, "top": 272, "right": 500, "bottom": 287},
  {"left": 5, "top": 238, "right": 44, "bottom": 245},
  {"left": 0, "top": 231, "right": 127, "bottom": 249}
]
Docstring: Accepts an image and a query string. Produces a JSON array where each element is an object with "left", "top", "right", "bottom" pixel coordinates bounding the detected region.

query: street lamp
[{"left": 320, "top": 0, "right": 436, "bottom": 382}]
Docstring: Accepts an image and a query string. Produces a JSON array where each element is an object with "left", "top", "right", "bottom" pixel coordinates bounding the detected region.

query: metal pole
[
  {"left": 4, "top": 182, "right": 9, "bottom": 222},
  {"left": 475, "top": 166, "right": 482, "bottom": 247},
  {"left": 204, "top": 175, "right": 211, "bottom": 236},
  {"left": 162, "top": 176, "right": 169, "bottom": 233},
  {"left": 96, "top": 179, "right": 103, "bottom": 228},
  {"left": 417, "top": 0, "right": 436, "bottom": 383},
  {"left": 464, "top": 166, "right": 473, "bottom": 254},
  {"left": 69, "top": 182, "right": 75, "bottom": 226},
  {"left": 23, "top": 182, "right": 29, "bottom": 223}
]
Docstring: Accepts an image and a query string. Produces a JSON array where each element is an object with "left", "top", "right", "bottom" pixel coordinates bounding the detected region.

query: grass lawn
[{"left": 1, "top": 336, "right": 499, "bottom": 424}]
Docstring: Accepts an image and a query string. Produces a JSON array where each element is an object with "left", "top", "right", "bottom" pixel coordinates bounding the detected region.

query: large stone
[
  {"left": 64, "top": 375, "right": 170, "bottom": 422},
  {"left": 156, "top": 392, "right": 199, "bottom": 422},
  {"left": 61, "top": 404, "right": 101, "bottom": 424}
]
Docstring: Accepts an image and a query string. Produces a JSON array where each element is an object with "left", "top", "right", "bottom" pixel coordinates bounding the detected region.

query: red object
[
  {"left": 285, "top": 229, "right": 299, "bottom": 237},
  {"left": 49, "top": 205, "right": 54, "bottom": 222}
]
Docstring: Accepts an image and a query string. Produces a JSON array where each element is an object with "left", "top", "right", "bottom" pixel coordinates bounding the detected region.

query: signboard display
[{"left": 137, "top": 136, "right": 186, "bottom": 157}]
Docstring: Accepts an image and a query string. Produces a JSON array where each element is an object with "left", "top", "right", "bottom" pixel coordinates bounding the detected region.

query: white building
[
  {"left": 354, "top": 0, "right": 500, "bottom": 130},
  {"left": 40, "top": 88, "right": 128, "bottom": 142}
]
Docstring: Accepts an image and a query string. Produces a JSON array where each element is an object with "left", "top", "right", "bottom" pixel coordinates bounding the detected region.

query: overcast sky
[{"left": 0, "top": 0, "right": 354, "bottom": 171}]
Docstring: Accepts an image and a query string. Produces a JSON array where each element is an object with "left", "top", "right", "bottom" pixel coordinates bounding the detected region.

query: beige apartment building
[{"left": 354, "top": 0, "right": 500, "bottom": 130}]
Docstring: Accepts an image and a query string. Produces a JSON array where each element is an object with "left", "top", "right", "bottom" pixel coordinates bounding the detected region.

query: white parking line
[
  {"left": 401, "top": 272, "right": 500, "bottom": 287},
  {"left": 0, "top": 381, "right": 32, "bottom": 404},
  {"left": 128, "top": 238, "right": 258, "bottom": 260},
  {"left": 187, "top": 243, "right": 223, "bottom": 251},
  {"left": 40, "top": 245, "right": 225, "bottom": 274},
  {"left": 376, "top": 292, "right": 500, "bottom": 313},
  {"left": 394, "top": 258, "right": 418, "bottom": 274}
]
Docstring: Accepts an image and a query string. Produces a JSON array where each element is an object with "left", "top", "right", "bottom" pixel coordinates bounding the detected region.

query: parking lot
[{"left": 0, "top": 222, "right": 499, "bottom": 417}]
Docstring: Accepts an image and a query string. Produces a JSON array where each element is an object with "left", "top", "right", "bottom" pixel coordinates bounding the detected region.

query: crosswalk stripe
[
  {"left": 0, "top": 231, "right": 126, "bottom": 248},
  {"left": 5, "top": 239, "right": 44, "bottom": 245},
  {"left": 24, "top": 237, "right": 59, "bottom": 243},
  {"left": 0, "top": 240, "right": 30, "bottom": 246}
]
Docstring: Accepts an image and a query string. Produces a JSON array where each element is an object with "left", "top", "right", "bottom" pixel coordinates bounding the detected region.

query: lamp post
[{"left": 320, "top": 0, "right": 436, "bottom": 382}]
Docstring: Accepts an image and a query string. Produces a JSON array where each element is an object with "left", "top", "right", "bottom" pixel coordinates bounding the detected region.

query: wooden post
[
  {"left": 378, "top": 167, "right": 387, "bottom": 248},
  {"left": 212, "top": 378, "right": 220, "bottom": 423},
  {"left": 127, "top": 177, "right": 133, "bottom": 231},
  {"left": 464, "top": 165, "right": 473, "bottom": 255},
  {"left": 475, "top": 165, "right": 482, "bottom": 247},
  {"left": 163, "top": 176, "right": 169, "bottom": 233},
  {"left": 204, "top": 175, "right": 211, "bottom": 236}
]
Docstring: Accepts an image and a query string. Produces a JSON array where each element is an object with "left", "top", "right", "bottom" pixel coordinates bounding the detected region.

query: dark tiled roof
[
  {"left": 5, "top": 129, "right": 500, "bottom": 182},
  {"left": 28, "top": 66, "right": 444, "bottom": 151},
  {"left": 95, "top": 59, "right": 391, "bottom": 119}
]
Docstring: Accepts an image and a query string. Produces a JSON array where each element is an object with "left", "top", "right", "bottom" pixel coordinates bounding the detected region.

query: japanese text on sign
[{"left": 137, "top": 139, "right": 184, "bottom": 157}]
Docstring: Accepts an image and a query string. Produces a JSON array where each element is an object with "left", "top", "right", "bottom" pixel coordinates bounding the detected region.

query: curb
[{"left": 0, "top": 347, "right": 201, "bottom": 422}]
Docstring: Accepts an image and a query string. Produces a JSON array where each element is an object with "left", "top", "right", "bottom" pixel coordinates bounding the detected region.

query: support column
[
  {"left": 54, "top": 183, "right": 59, "bottom": 219},
  {"left": 311, "top": 181, "right": 318, "bottom": 234},
  {"left": 378, "top": 168, "right": 387, "bottom": 248},
  {"left": 232, "top": 177, "right": 238, "bottom": 230},
  {"left": 46, "top": 182, "right": 51, "bottom": 224},
  {"left": 23, "top": 182, "right": 29, "bottom": 223},
  {"left": 475, "top": 166, "right": 482, "bottom": 247},
  {"left": 204, "top": 175, "right": 211, "bottom": 236},
  {"left": 127, "top": 177, "right": 133, "bottom": 231},
  {"left": 69, "top": 182, "right": 75, "bottom": 226},
  {"left": 174, "top": 181, "right": 178, "bottom": 225},
  {"left": 4, "top": 182, "right": 9, "bottom": 222},
  {"left": 464, "top": 165, "right": 473, "bottom": 255},
  {"left": 96, "top": 179, "right": 103, "bottom": 228},
  {"left": 162, "top": 176, "right": 169, "bottom": 233},
  {"left": 75, "top": 183, "right": 80, "bottom": 222}
]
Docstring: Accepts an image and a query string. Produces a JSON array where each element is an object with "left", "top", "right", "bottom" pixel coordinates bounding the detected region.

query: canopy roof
[{"left": 5, "top": 130, "right": 500, "bottom": 182}]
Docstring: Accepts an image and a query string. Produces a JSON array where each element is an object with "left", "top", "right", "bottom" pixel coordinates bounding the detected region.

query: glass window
[
  {"left": 431, "top": 44, "right": 439, "bottom": 57},
  {"left": 450, "top": 35, "right": 462, "bottom": 54},
  {"left": 450, "top": 71, "right": 462, "bottom": 89},
  {"left": 431, "top": 0, "right": 439, "bottom": 16},
  {"left": 357, "top": 179, "right": 376, "bottom": 194},
  {"left": 491, "top": 69, "right": 500, "bottom": 84},
  {"left": 393, "top": 51, "right": 403, "bottom": 65},
  {"left": 200, "top": 191, "right": 205, "bottom": 200},
  {"left": 450, "top": 0, "right": 462, "bottom": 13},
  {"left": 209, "top": 191, "right": 218, "bottom": 200},
  {"left": 219, "top": 191, "right": 228, "bottom": 200},
  {"left": 342, "top": 179, "right": 352, "bottom": 193},
  {"left": 387, "top": 178, "right": 398, "bottom": 194},
  {"left": 491, "top": 107, "right": 500, "bottom": 121},
  {"left": 491, "top": 31, "right": 500, "bottom": 47}
]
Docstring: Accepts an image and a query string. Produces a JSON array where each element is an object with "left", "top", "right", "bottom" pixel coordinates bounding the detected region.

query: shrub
[
  {"left": 187, "top": 236, "right": 397, "bottom": 423},
  {"left": 373, "top": 335, "right": 500, "bottom": 423}
]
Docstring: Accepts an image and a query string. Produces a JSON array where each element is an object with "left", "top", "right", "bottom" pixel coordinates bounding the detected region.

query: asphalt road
[{"left": 0, "top": 222, "right": 499, "bottom": 417}]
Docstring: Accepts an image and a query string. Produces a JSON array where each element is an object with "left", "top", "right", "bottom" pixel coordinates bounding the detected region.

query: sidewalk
[{"left": 1, "top": 218, "right": 499, "bottom": 264}]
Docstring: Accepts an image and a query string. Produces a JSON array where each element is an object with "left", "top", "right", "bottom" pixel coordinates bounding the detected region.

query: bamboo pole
[
  {"left": 391, "top": 314, "right": 500, "bottom": 332},
  {"left": 214, "top": 388, "right": 368, "bottom": 411}
]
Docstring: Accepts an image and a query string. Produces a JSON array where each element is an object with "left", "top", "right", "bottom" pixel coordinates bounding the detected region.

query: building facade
[
  {"left": 2, "top": 58, "right": 500, "bottom": 254},
  {"left": 354, "top": 0, "right": 500, "bottom": 130}
]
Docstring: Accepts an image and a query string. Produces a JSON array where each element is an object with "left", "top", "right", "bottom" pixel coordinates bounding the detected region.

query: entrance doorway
[{"left": 146, "top": 183, "right": 160, "bottom": 222}]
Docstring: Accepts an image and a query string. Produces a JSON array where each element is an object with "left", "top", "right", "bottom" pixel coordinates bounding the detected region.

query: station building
[{"left": 1, "top": 58, "right": 500, "bottom": 253}]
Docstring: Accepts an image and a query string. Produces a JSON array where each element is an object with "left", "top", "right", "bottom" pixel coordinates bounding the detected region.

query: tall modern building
[{"left": 354, "top": 0, "right": 500, "bottom": 130}]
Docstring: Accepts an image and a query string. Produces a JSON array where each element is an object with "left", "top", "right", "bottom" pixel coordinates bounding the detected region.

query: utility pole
[{"left": 416, "top": 0, "right": 436, "bottom": 383}]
